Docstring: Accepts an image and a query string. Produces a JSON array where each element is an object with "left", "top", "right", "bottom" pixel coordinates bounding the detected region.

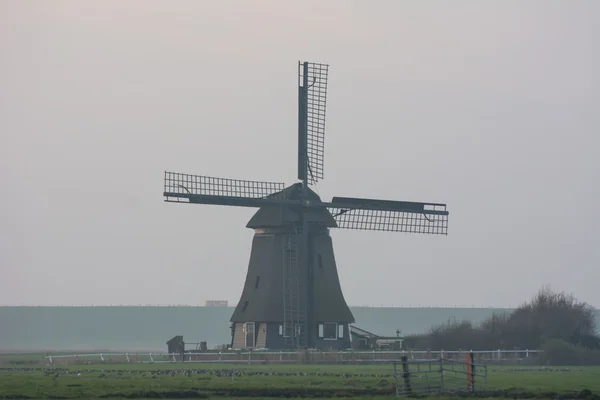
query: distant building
[
  {"left": 350, "top": 325, "right": 403, "bottom": 350},
  {"left": 205, "top": 300, "right": 228, "bottom": 307},
  {"left": 166, "top": 335, "right": 184, "bottom": 360}
]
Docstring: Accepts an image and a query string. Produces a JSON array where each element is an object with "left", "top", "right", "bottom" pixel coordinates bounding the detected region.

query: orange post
[{"left": 466, "top": 353, "right": 472, "bottom": 390}]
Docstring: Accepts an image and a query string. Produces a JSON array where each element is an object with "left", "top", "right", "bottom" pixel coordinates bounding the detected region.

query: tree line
[{"left": 403, "top": 286, "right": 600, "bottom": 365}]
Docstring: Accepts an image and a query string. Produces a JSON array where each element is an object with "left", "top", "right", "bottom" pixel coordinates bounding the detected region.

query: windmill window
[
  {"left": 255, "top": 276, "right": 260, "bottom": 290},
  {"left": 318, "top": 322, "right": 338, "bottom": 340},
  {"left": 242, "top": 300, "right": 249, "bottom": 312},
  {"left": 338, "top": 324, "right": 344, "bottom": 338},
  {"left": 278, "top": 324, "right": 283, "bottom": 335},
  {"left": 323, "top": 322, "right": 337, "bottom": 340},
  {"left": 318, "top": 254, "right": 323, "bottom": 269}
]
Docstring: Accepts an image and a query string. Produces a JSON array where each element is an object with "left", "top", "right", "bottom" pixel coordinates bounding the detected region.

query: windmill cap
[{"left": 246, "top": 183, "right": 337, "bottom": 229}]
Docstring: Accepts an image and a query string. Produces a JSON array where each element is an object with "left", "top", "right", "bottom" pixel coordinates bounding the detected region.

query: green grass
[{"left": 0, "top": 362, "right": 599, "bottom": 399}]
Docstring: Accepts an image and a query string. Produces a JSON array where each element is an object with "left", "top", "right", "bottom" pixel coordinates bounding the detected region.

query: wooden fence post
[
  {"left": 393, "top": 361, "right": 399, "bottom": 397},
  {"left": 401, "top": 355, "right": 412, "bottom": 394},
  {"left": 466, "top": 353, "right": 471, "bottom": 391},
  {"left": 440, "top": 357, "right": 444, "bottom": 393},
  {"left": 467, "top": 351, "right": 475, "bottom": 392}
]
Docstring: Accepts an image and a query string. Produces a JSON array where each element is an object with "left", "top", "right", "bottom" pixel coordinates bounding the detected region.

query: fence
[
  {"left": 393, "top": 354, "right": 487, "bottom": 397},
  {"left": 43, "top": 349, "right": 540, "bottom": 365}
]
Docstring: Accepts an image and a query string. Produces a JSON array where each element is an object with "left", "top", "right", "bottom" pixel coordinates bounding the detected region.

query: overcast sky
[{"left": 1, "top": 1, "right": 598, "bottom": 308}]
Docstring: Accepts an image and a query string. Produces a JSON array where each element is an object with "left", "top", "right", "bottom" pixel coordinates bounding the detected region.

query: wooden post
[
  {"left": 393, "top": 361, "right": 399, "bottom": 397},
  {"left": 467, "top": 352, "right": 475, "bottom": 392},
  {"left": 471, "top": 352, "right": 476, "bottom": 392},
  {"left": 484, "top": 364, "right": 488, "bottom": 391},
  {"left": 401, "top": 355, "right": 412, "bottom": 394},
  {"left": 466, "top": 353, "right": 471, "bottom": 391},
  {"left": 440, "top": 357, "right": 445, "bottom": 393}
]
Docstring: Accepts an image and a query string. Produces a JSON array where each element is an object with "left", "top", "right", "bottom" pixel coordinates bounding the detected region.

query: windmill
[{"left": 163, "top": 61, "right": 449, "bottom": 350}]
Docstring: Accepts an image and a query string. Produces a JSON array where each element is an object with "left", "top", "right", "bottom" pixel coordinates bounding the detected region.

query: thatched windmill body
[{"left": 163, "top": 61, "right": 449, "bottom": 350}]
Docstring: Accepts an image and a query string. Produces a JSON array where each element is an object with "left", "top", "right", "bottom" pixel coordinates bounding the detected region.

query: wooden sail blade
[
  {"left": 163, "top": 171, "right": 290, "bottom": 207},
  {"left": 327, "top": 196, "right": 448, "bottom": 234},
  {"left": 298, "top": 61, "right": 329, "bottom": 185}
]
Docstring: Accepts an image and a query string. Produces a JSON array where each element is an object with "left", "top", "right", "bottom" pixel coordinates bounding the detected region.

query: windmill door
[{"left": 245, "top": 322, "right": 255, "bottom": 348}]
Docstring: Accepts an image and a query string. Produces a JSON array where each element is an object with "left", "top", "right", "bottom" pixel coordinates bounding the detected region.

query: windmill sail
[
  {"left": 163, "top": 171, "right": 286, "bottom": 208},
  {"left": 298, "top": 62, "right": 328, "bottom": 185},
  {"left": 327, "top": 196, "right": 448, "bottom": 234}
]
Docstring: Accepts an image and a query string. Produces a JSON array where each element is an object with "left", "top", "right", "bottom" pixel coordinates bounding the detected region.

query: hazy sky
[{"left": 1, "top": 1, "right": 599, "bottom": 308}]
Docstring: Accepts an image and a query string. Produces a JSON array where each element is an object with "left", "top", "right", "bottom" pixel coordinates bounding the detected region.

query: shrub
[
  {"left": 537, "top": 339, "right": 600, "bottom": 366},
  {"left": 404, "top": 286, "right": 599, "bottom": 354}
]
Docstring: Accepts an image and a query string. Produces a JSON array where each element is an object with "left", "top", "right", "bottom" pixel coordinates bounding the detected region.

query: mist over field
[{"left": 1, "top": 306, "right": 599, "bottom": 352}]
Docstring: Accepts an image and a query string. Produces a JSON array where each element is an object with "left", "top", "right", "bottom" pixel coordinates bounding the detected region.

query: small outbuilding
[
  {"left": 166, "top": 335, "right": 185, "bottom": 358},
  {"left": 350, "top": 325, "right": 403, "bottom": 350}
]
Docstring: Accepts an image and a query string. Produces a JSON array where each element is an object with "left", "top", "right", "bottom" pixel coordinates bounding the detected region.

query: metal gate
[{"left": 393, "top": 354, "right": 487, "bottom": 397}]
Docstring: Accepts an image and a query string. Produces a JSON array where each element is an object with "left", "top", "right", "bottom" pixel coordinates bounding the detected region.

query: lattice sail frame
[
  {"left": 164, "top": 171, "right": 284, "bottom": 202},
  {"left": 299, "top": 62, "right": 328, "bottom": 184},
  {"left": 328, "top": 207, "right": 448, "bottom": 234}
]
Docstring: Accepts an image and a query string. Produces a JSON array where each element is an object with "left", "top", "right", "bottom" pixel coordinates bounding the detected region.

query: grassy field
[{"left": 1, "top": 361, "right": 599, "bottom": 399}]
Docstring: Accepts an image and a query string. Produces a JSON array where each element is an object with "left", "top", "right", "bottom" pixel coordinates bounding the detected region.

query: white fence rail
[{"left": 44, "top": 349, "right": 542, "bottom": 365}]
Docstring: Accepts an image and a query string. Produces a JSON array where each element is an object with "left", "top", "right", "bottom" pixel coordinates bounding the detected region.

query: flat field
[{"left": 0, "top": 362, "right": 599, "bottom": 399}]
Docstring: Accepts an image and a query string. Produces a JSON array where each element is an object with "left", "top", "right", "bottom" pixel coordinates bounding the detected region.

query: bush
[
  {"left": 502, "top": 286, "right": 598, "bottom": 349},
  {"left": 537, "top": 339, "right": 600, "bottom": 366},
  {"left": 404, "top": 286, "right": 600, "bottom": 353}
]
